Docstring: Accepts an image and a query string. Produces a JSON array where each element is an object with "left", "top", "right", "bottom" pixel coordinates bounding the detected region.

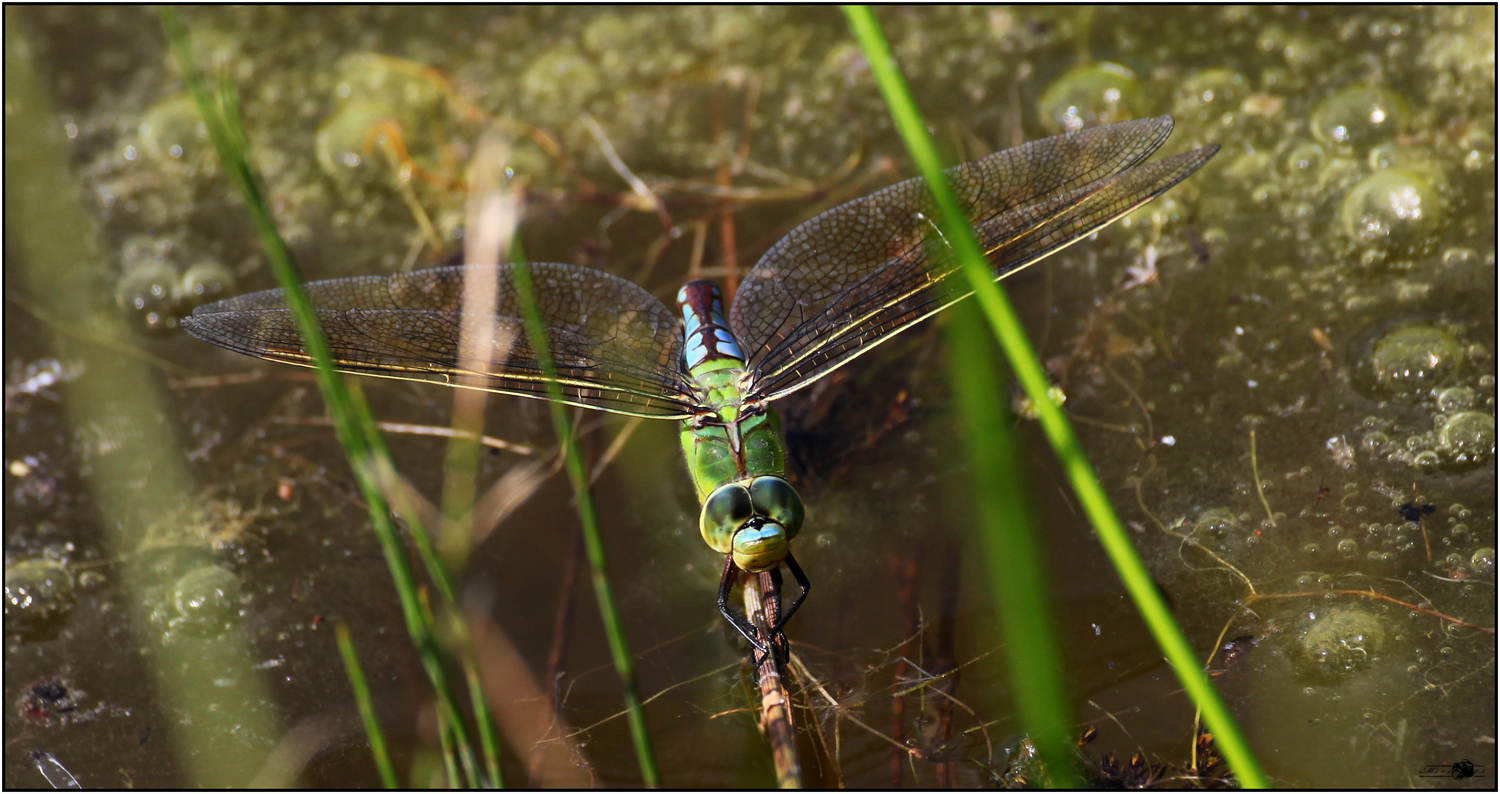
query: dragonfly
[{"left": 182, "top": 115, "right": 1217, "bottom": 655}]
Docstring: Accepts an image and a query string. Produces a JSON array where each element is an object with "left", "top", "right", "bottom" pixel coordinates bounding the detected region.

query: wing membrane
[
  {"left": 731, "top": 116, "right": 1216, "bottom": 401},
  {"left": 182, "top": 263, "right": 699, "bottom": 418}
]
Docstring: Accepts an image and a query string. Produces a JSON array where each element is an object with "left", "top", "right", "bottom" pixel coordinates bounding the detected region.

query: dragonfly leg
[
  {"left": 717, "top": 553, "right": 768, "bottom": 655},
  {"left": 771, "top": 553, "right": 811, "bottom": 634}
]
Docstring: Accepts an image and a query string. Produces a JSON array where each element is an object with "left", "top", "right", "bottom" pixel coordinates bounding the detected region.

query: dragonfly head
[{"left": 699, "top": 476, "right": 805, "bottom": 573}]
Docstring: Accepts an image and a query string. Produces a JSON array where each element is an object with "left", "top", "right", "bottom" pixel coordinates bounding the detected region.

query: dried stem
[{"left": 743, "top": 570, "right": 802, "bottom": 788}]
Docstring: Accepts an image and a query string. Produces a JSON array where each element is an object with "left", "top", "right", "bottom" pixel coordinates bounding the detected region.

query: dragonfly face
[
  {"left": 699, "top": 476, "right": 805, "bottom": 572},
  {"left": 181, "top": 115, "right": 1218, "bottom": 649}
]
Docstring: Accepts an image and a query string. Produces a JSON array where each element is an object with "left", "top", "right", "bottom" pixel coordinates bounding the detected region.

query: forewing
[
  {"left": 746, "top": 146, "right": 1219, "bottom": 400},
  {"left": 182, "top": 263, "right": 698, "bottom": 418},
  {"left": 730, "top": 116, "right": 1213, "bottom": 400}
]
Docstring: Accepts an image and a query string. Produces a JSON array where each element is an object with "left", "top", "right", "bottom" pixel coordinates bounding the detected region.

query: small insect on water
[
  {"left": 1399, "top": 482, "right": 1438, "bottom": 561},
  {"left": 183, "top": 115, "right": 1217, "bottom": 654},
  {"left": 1397, "top": 500, "right": 1436, "bottom": 522}
]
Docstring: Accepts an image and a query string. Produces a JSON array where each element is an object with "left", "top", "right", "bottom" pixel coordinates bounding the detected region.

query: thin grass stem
[
  {"left": 336, "top": 623, "right": 399, "bottom": 789},
  {"left": 507, "top": 243, "right": 661, "bottom": 787},
  {"left": 844, "top": 5, "right": 1271, "bottom": 788}
]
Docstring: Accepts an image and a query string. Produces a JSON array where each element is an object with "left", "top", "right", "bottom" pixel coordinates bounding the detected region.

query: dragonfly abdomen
[{"left": 677, "top": 280, "right": 746, "bottom": 372}]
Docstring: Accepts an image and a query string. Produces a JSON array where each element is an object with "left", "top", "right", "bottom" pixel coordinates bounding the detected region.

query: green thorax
[{"left": 678, "top": 361, "right": 788, "bottom": 502}]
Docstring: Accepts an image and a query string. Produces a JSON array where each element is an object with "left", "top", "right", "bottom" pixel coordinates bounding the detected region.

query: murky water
[{"left": 5, "top": 6, "right": 1494, "bottom": 788}]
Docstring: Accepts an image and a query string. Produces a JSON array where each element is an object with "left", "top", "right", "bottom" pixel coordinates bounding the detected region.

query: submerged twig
[
  {"left": 1246, "top": 589, "right": 1493, "bottom": 635},
  {"left": 1249, "top": 430, "right": 1277, "bottom": 528},
  {"left": 888, "top": 553, "right": 921, "bottom": 787},
  {"left": 272, "top": 416, "right": 534, "bottom": 454},
  {"left": 581, "top": 112, "right": 674, "bottom": 231},
  {"left": 1132, "top": 464, "right": 1257, "bottom": 597},
  {"left": 1100, "top": 360, "right": 1156, "bottom": 451},
  {"left": 531, "top": 525, "right": 585, "bottom": 785}
]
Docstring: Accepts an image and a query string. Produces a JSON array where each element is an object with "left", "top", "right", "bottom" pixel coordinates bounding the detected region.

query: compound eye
[
  {"left": 748, "top": 477, "right": 805, "bottom": 539},
  {"left": 700, "top": 482, "right": 753, "bottom": 553}
]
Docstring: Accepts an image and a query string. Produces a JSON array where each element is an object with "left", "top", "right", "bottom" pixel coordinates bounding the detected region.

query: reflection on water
[{"left": 5, "top": 5, "right": 1494, "bottom": 788}]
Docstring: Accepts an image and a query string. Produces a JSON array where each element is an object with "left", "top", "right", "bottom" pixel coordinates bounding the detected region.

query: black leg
[
  {"left": 769, "top": 568, "right": 791, "bottom": 666},
  {"left": 717, "top": 553, "right": 767, "bottom": 655},
  {"left": 771, "top": 553, "right": 811, "bottom": 634}
]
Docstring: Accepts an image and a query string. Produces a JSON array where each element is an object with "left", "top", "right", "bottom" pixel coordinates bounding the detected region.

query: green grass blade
[
  {"left": 336, "top": 623, "right": 399, "bottom": 788},
  {"left": 844, "top": 5, "right": 1271, "bottom": 789},
  {"left": 464, "top": 657, "right": 505, "bottom": 788},
  {"left": 436, "top": 708, "right": 463, "bottom": 789},
  {"left": 943, "top": 302, "right": 1080, "bottom": 786},
  {"left": 160, "top": 8, "right": 500, "bottom": 787},
  {"left": 508, "top": 247, "right": 660, "bottom": 786},
  {"left": 371, "top": 446, "right": 505, "bottom": 787},
  {"left": 415, "top": 586, "right": 484, "bottom": 787}
]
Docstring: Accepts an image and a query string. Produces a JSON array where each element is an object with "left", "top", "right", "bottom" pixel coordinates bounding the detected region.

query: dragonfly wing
[
  {"left": 183, "top": 263, "right": 699, "bottom": 418},
  {"left": 730, "top": 115, "right": 1215, "bottom": 401}
]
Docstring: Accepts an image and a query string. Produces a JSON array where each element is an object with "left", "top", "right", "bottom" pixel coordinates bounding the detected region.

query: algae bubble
[
  {"left": 1438, "top": 411, "right": 1496, "bottom": 464},
  {"left": 4, "top": 558, "right": 76, "bottom": 632},
  {"left": 138, "top": 93, "right": 210, "bottom": 163},
  {"left": 166, "top": 565, "right": 242, "bottom": 638},
  {"left": 315, "top": 54, "right": 455, "bottom": 186},
  {"left": 1172, "top": 67, "right": 1248, "bottom": 124},
  {"left": 1411, "top": 449, "right": 1440, "bottom": 471},
  {"left": 1472, "top": 547, "right": 1496, "bottom": 576},
  {"left": 1038, "top": 62, "right": 1146, "bottom": 134},
  {"left": 1436, "top": 386, "right": 1477, "bottom": 412},
  {"left": 1302, "top": 609, "right": 1387, "bottom": 673},
  {"left": 1284, "top": 141, "right": 1325, "bottom": 175},
  {"left": 1340, "top": 167, "right": 1442, "bottom": 251},
  {"left": 1310, "top": 84, "right": 1410, "bottom": 149},
  {"left": 115, "top": 260, "right": 180, "bottom": 334},
  {"left": 1366, "top": 323, "right": 1462, "bottom": 396},
  {"left": 1190, "top": 507, "right": 1238, "bottom": 542},
  {"left": 176, "top": 260, "right": 236, "bottom": 310}
]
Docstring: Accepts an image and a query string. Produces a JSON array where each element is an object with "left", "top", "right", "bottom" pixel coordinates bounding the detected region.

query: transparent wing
[
  {"left": 182, "top": 263, "right": 700, "bottom": 419},
  {"left": 731, "top": 115, "right": 1216, "bottom": 402}
]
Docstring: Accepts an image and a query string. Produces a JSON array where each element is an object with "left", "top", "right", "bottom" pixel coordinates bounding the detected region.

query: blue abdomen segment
[{"left": 677, "top": 280, "right": 746, "bottom": 371}]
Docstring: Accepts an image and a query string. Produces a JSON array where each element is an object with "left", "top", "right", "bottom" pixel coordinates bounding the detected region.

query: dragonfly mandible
[{"left": 182, "top": 115, "right": 1217, "bottom": 654}]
